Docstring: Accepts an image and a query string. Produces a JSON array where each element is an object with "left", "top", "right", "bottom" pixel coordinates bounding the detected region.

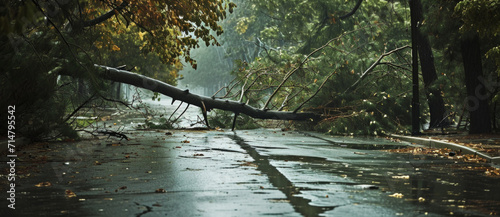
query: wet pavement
[{"left": 2, "top": 96, "right": 500, "bottom": 216}]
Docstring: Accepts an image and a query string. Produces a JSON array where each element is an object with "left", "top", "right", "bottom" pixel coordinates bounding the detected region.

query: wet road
[{"left": 3, "top": 97, "right": 500, "bottom": 216}]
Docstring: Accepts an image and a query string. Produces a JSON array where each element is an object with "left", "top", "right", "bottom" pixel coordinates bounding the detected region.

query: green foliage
[
  {"left": 455, "top": 0, "right": 500, "bottom": 74},
  {"left": 208, "top": 110, "right": 260, "bottom": 129},
  {"left": 211, "top": 0, "right": 417, "bottom": 135}
]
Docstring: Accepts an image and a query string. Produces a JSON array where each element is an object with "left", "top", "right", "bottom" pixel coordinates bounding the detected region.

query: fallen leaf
[
  {"left": 181, "top": 140, "right": 190, "bottom": 143},
  {"left": 392, "top": 175, "right": 410, "bottom": 179},
  {"left": 194, "top": 153, "right": 204, "bottom": 157},
  {"left": 35, "top": 182, "right": 52, "bottom": 187},
  {"left": 155, "top": 188, "right": 167, "bottom": 193},
  {"left": 388, "top": 193, "right": 404, "bottom": 198},
  {"left": 65, "top": 190, "right": 77, "bottom": 198}
]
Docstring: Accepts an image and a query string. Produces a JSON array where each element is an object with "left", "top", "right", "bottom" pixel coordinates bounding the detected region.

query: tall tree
[
  {"left": 461, "top": 34, "right": 491, "bottom": 133},
  {"left": 414, "top": 0, "right": 447, "bottom": 129},
  {"left": 423, "top": 0, "right": 498, "bottom": 134}
]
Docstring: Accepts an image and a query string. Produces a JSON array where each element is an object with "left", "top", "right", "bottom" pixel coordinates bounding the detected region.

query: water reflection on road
[
  {"left": 231, "top": 129, "right": 500, "bottom": 216},
  {"left": 8, "top": 95, "right": 500, "bottom": 217}
]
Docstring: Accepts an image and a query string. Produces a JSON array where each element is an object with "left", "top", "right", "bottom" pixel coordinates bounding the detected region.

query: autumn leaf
[
  {"left": 65, "top": 190, "right": 77, "bottom": 198},
  {"left": 112, "top": 45, "right": 120, "bottom": 51},
  {"left": 35, "top": 182, "right": 52, "bottom": 187},
  {"left": 155, "top": 188, "right": 167, "bottom": 193}
]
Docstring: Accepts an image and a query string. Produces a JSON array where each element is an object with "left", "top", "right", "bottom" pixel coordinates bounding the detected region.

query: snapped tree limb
[{"left": 95, "top": 65, "right": 320, "bottom": 121}]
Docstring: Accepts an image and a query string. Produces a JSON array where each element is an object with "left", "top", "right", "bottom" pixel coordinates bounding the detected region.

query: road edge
[{"left": 388, "top": 134, "right": 500, "bottom": 165}]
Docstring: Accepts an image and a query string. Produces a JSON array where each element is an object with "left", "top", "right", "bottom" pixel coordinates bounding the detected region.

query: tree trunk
[
  {"left": 461, "top": 35, "right": 491, "bottom": 134},
  {"left": 95, "top": 65, "right": 320, "bottom": 121},
  {"left": 410, "top": 0, "right": 421, "bottom": 135},
  {"left": 415, "top": 0, "right": 447, "bottom": 129}
]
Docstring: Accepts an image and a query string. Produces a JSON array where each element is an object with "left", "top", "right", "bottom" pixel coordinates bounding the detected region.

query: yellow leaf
[
  {"left": 35, "top": 182, "right": 52, "bottom": 187},
  {"left": 314, "top": 78, "right": 318, "bottom": 83},
  {"left": 65, "top": 190, "right": 77, "bottom": 198},
  {"left": 138, "top": 31, "right": 146, "bottom": 41},
  {"left": 112, "top": 45, "right": 120, "bottom": 51}
]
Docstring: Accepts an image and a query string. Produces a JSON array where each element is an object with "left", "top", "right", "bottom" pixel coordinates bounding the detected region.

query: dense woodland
[{"left": 1, "top": 0, "right": 499, "bottom": 140}]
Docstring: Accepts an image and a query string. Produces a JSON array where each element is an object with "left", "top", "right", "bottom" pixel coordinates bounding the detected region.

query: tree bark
[
  {"left": 414, "top": 0, "right": 447, "bottom": 128},
  {"left": 95, "top": 65, "right": 320, "bottom": 121},
  {"left": 461, "top": 35, "right": 491, "bottom": 134}
]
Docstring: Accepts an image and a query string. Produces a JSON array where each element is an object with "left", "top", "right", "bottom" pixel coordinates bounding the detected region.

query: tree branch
[
  {"left": 94, "top": 65, "right": 320, "bottom": 121},
  {"left": 82, "top": 1, "right": 129, "bottom": 27},
  {"left": 294, "top": 70, "right": 337, "bottom": 113},
  {"left": 343, "top": 45, "right": 410, "bottom": 94},
  {"left": 339, "top": 0, "right": 363, "bottom": 20}
]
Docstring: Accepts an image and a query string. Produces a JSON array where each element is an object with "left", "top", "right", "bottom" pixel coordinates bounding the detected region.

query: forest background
[{"left": 1, "top": 0, "right": 499, "bottom": 140}]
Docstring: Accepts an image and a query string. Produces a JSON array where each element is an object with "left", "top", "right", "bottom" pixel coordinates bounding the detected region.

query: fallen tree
[{"left": 95, "top": 65, "right": 321, "bottom": 129}]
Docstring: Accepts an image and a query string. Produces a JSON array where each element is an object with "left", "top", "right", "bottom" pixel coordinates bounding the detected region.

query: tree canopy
[{"left": 0, "top": 0, "right": 235, "bottom": 139}]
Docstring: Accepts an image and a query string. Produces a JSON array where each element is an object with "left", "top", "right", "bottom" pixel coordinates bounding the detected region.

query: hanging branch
[
  {"left": 172, "top": 104, "right": 190, "bottom": 124},
  {"left": 232, "top": 113, "right": 239, "bottom": 131},
  {"left": 167, "top": 101, "right": 183, "bottom": 122},
  {"left": 201, "top": 101, "right": 210, "bottom": 128}
]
